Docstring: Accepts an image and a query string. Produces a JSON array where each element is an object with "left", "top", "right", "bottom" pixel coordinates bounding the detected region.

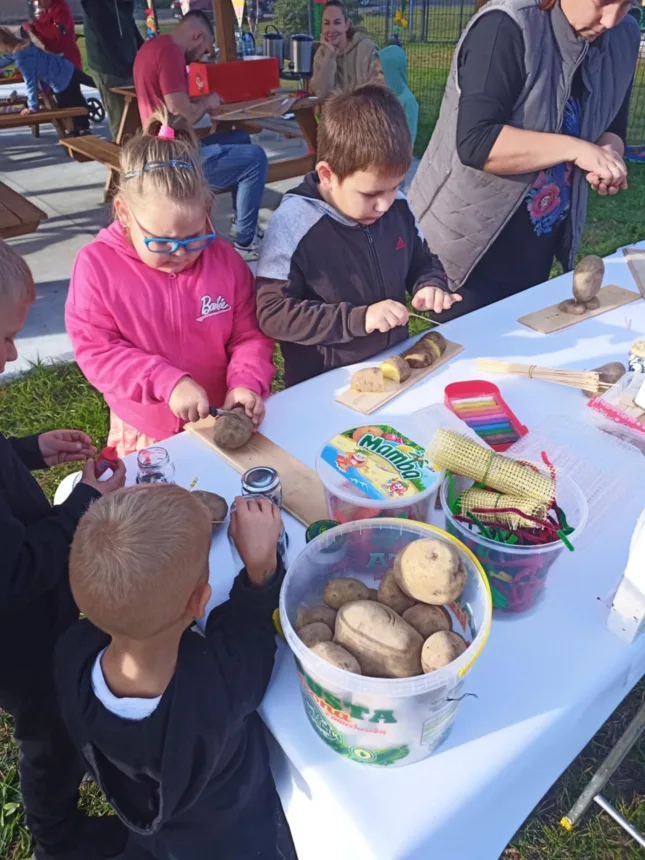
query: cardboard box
[{"left": 188, "top": 58, "right": 280, "bottom": 103}]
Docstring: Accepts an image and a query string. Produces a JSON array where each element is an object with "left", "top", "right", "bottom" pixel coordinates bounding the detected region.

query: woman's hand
[
  {"left": 585, "top": 144, "right": 628, "bottom": 196},
  {"left": 573, "top": 140, "right": 628, "bottom": 191},
  {"left": 38, "top": 430, "right": 96, "bottom": 467},
  {"left": 223, "top": 388, "right": 265, "bottom": 427}
]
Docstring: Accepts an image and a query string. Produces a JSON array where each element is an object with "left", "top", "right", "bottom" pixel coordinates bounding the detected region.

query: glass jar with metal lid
[{"left": 241, "top": 467, "right": 283, "bottom": 508}]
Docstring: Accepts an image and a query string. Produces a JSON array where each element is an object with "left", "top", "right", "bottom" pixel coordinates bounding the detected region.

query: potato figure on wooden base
[{"left": 559, "top": 255, "right": 604, "bottom": 316}]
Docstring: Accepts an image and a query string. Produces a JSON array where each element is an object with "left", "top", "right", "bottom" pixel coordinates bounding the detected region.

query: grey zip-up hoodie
[
  {"left": 256, "top": 172, "right": 447, "bottom": 387},
  {"left": 408, "top": 0, "right": 639, "bottom": 291}
]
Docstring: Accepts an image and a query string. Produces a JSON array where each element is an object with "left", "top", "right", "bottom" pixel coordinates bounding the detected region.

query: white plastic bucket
[{"left": 280, "top": 519, "right": 492, "bottom": 767}]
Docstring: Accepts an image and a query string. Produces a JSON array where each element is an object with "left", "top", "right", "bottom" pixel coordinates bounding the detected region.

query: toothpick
[
  {"left": 408, "top": 311, "right": 444, "bottom": 328},
  {"left": 626, "top": 316, "right": 632, "bottom": 330}
]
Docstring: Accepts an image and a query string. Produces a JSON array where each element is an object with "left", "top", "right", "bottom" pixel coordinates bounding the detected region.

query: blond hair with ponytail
[{"left": 116, "top": 109, "right": 212, "bottom": 214}]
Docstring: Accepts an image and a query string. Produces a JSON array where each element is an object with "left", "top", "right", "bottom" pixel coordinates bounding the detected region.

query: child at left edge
[
  {"left": 66, "top": 109, "right": 275, "bottom": 458},
  {"left": 0, "top": 26, "right": 94, "bottom": 135}
]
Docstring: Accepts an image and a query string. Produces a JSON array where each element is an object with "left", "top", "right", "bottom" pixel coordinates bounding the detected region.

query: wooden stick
[
  {"left": 476, "top": 358, "right": 605, "bottom": 393},
  {"left": 408, "top": 311, "right": 444, "bottom": 327}
]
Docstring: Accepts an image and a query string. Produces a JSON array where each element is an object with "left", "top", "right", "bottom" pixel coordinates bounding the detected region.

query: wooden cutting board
[
  {"left": 517, "top": 284, "right": 640, "bottom": 334},
  {"left": 623, "top": 247, "right": 645, "bottom": 300},
  {"left": 335, "top": 339, "right": 463, "bottom": 415},
  {"left": 185, "top": 418, "right": 328, "bottom": 526}
]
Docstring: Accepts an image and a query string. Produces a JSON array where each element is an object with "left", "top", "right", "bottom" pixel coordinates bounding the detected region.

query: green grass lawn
[{"left": 1, "top": 164, "right": 645, "bottom": 857}]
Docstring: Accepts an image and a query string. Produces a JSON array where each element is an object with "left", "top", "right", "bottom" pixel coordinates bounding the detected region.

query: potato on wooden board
[
  {"left": 421, "top": 631, "right": 468, "bottom": 674},
  {"left": 298, "top": 622, "right": 333, "bottom": 647},
  {"left": 572, "top": 255, "right": 604, "bottom": 304},
  {"left": 393, "top": 538, "right": 467, "bottom": 605},
  {"left": 295, "top": 604, "right": 337, "bottom": 631},
  {"left": 380, "top": 355, "right": 411, "bottom": 384},
  {"left": 419, "top": 331, "right": 447, "bottom": 361},
  {"left": 212, "top": 409, "right": 253, "bottom": 450},
  {"left": 558, "top": 299, "right": 588, "bottom": 316},
  {"left": 377, "top": 570, "right": 415, "bottom": 615},
  {"left": 401, "top": 341, "right": 433, "bottom": 369},
  {"left": 402, "top": 604, "right": 452, "bottom": 639},
  {"left": 351, "top": 368, "right": 385, "bottom": 393},
  {"left": 191, "top": 490, "right": 229, "bottom": 527},
  {"left": 334, "top": 600, "right": 423, "bottom": 678},
  {"left": 323, "top": 577, "right": 371, "bottom": 610},
  {"left": 311, "top": 641, "right": 362, "bottom": 674}
]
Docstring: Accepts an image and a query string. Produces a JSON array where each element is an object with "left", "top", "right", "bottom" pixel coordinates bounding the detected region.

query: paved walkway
[{"left": 0, "top": 82, "right": 418, "bottom": 379}]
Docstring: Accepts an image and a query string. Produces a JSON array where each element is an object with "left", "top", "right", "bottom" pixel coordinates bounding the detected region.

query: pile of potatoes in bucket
[{"left": 295, "top": 538, "right": 469, "bottom": 679}]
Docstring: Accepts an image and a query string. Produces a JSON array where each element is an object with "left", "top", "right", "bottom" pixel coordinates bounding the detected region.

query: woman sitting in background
[{"left": 311, "top": 0, "right": 384, "bottom": 98}]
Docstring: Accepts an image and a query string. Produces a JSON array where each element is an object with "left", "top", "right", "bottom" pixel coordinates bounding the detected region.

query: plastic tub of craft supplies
[
  {"left": 316, "top": 425, "right": 441, "bottom": 524},
  {"left": 588, "top": 372, "right": 645, "bottom": 452},
  {"left": 440, "top": 473, "right": 588, "bottom": 614},
  {"left": 280, "top": 519, "right": 492, "bottom": 767}
]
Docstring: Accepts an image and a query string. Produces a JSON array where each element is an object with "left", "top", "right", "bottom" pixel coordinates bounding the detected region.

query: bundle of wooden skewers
[{"left": 476, "top": 358, "right": 626, "bottom": 395}]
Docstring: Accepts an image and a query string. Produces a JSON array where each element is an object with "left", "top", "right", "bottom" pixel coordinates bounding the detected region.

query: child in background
[
  {"left": 24, "top": 0, "right": 83, "bottom": 70},
  {"left": 256, "top": 85, "right": 460, "bottom": 387},
  {"left": 66, "top": 110, "right": 275, "bottom": 457},
  {"left": 54, "top": 486, "right": 296, "bottom": 859},
  {"left": 0, "top": 240, "right": 127, "bottom": 860},
  {"left": 0, "top": 26, "right": 93, "bottom": 135}
]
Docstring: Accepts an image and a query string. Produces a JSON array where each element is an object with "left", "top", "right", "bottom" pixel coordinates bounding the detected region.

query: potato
[
  {"left": 401, "top": 341, "right": 433, "bottom": 369},
  {"left": 572, "top": 255, "right": 604, "bottom": 304},
  {"left": 191, "top": 490, "right": 228, "bottom": 527},
  {"left": 351, "top": 368, "right": 385, "bottom": 393},
  {"left": 558, "top": 298, "right": 588, "bottom": 316},
  {"left": 323, "top": 577, "right": 370, "bottom": 610},
  {"left": 582, "top": 361, "right": 626, "bottom": 397},
  {"left": 212, "top": 409, "right": 253, "bottom": 450},
  {"left": 420, "top": 330, "right": 447, "bottom": 361},
  {"left": 298, "top": 622, "right": 333, "bottom": 647},
  {"left": 334, "top": 600, "right": 423, "bottom": 678},
  {"left": 377, "top": 570, "right": 415, "bottom": 615},
  {"left": 402, "top": 604, "right": 452, "bottom": 639},
  {"left": 367, "top": 588, "right": 379, "bottom": 600},
  {"left": 311, "top": 641, "right": 362, "bottom": 674},
  {"left": 393, "top": 538, "right": 466, "bottom": 605},
  {"left": 295, "top": 604, "right": 337, "bottom": 631},
  {"left": 380, "top": 355, "right": 411, "bottom": 384},
  {"left": 421, "top": 631, "right": 468, "bottom": 674}
]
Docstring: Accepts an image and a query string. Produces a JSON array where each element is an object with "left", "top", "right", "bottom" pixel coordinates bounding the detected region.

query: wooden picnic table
[
  {"left": 0, "top": 181, "right": 47, "bottom": 240},
  {"left": 108, "top": 86, "right": 319, "bottom": 184},
  {"left": 0, "top": 106, "right": 87, "bottom": 132}
]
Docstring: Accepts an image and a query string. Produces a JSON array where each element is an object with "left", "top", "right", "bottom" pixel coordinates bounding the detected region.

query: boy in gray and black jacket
[{"left": 256, "top": 85, "right": 460, "bottom": 388}]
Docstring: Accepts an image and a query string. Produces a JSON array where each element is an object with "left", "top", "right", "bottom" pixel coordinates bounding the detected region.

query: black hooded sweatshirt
[
  {"left": 0, "top": 433, "right": 99, "bottom": 686},
  {"left": 54, "top": 564, "right": 286, "bottom": 860},
  {"left": 255, "top": 171, "right": 448, "bottom": 387}
]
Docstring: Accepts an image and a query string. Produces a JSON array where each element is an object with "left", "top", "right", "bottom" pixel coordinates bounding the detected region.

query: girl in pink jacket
[{"left": 66, "top": 111, "right": 275, "bottom": 457}]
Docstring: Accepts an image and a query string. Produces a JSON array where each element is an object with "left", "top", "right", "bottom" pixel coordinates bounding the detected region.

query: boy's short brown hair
[
  {"left": 70, "top": 484, "right": 212, "bottom": 640},
  {"left": 317, "top": 85, "right": 412, "bottom": 181},
  {"left": 0, "top": 239, "right": 36, "bottom": 306}
]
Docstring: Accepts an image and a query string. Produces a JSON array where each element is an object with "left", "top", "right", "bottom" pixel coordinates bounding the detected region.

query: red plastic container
[
  {"left": 188, "top": 58, "right": 280, "bottom": 103},
  {"left": 444, "top": 380, "right": 528, "bottom": 452}
]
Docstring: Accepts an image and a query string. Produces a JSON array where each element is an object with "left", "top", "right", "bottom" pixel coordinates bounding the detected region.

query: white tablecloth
[{"left": 122, "top": 243, "right": 645, "bottom": 860}]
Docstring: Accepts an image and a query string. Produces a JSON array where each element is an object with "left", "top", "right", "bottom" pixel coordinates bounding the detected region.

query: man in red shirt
[
  {"left": 133, "top": 10, "right": 268, "bottom": 262},
  {"left": 25, "top": 0, "right": 82, "bottom": 70}
]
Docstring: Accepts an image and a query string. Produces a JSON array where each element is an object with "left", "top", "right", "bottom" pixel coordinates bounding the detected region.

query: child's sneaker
[{"left": 233, "top": 235, "right": 262, "bottom": 262}]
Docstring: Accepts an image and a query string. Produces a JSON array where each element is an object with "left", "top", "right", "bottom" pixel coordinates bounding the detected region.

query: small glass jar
[{"left": 135, "top": 447, "right": 175, "bottom": 485}]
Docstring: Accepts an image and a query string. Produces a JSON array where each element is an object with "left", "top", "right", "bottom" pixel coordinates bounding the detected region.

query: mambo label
[
  {"left": 320, "top": 425, "right": 437, "bottom": 502},
  {"left": 295, "top": 657, "right": 397, "bottom": 724}
]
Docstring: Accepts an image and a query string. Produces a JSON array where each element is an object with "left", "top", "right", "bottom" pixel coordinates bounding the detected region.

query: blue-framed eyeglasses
[{"left": 130, "top": 211, "right": 217, "bottom": 255}]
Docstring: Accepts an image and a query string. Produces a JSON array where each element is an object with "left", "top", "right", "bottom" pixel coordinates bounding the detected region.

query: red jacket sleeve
[
  {"left": 31, "top": 2, "right": 72, "bottom": 53},
  {"left": 225, "top": 252, "right": 276, "bottom": 398},
  {"left": 66, "top": 252, "right": 187, "bottom": 406}
]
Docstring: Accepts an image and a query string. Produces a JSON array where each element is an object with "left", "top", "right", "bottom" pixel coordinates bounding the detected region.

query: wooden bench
[
  {"left": 0, "top": 106, "right": 88, "bottom": 133},
  {"left": 0, "top": 181, "right": 47, "bottom": 240},
  {"left": 59, "top": 135, "right": 121, "bottom": 169},
  {"left": 236, "top": 116, "right": 305, "bottom": 140}
]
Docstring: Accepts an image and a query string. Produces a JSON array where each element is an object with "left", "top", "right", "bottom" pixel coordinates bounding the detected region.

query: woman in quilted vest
[{"left": 409, "top": 0, "right": 639, "bottom": 320}]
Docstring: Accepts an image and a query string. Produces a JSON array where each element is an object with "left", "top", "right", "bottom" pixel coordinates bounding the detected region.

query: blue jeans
[{"left": 199, "top": 130, "right": 268, "bottom": 247}]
